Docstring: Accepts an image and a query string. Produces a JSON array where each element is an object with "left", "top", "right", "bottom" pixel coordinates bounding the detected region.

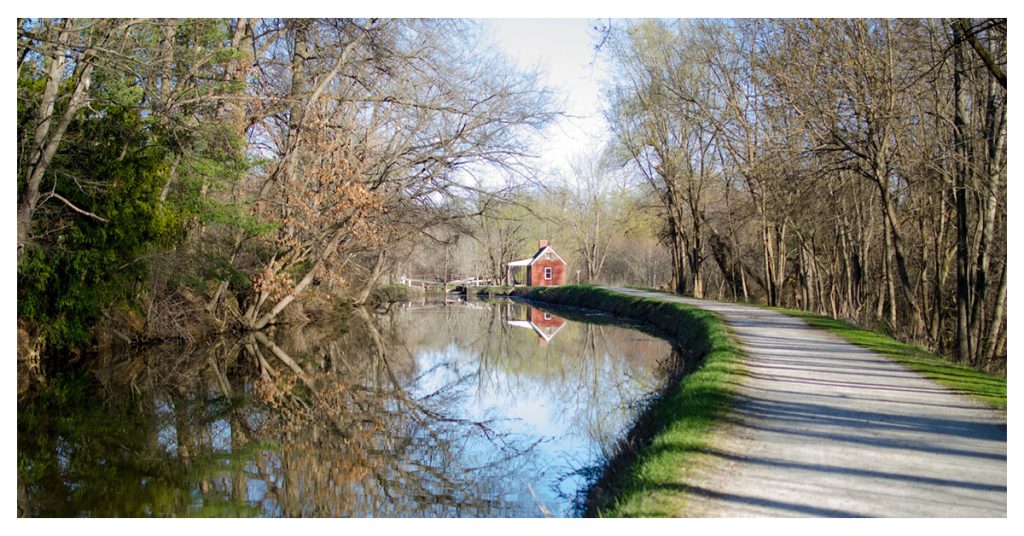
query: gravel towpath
[{"left": 604, "top": 286, "right": 1007, "bottom": 517}]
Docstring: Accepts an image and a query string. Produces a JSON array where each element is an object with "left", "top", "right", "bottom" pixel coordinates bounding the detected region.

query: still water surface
[{"left": 18, "top": 298, "right": 676, "bottom": 517}]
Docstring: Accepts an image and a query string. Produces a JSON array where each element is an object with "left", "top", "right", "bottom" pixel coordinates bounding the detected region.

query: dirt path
[{"left": 605, "top": 287, "right": 1007, "bottom": 517}]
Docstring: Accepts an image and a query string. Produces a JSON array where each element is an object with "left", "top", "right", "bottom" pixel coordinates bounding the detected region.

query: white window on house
[
  {"left": 544, "top": 267, "right": 552, "bottom": 280},
  {"left": 544, "top": 313, "right": 552, "bottom": 320}
]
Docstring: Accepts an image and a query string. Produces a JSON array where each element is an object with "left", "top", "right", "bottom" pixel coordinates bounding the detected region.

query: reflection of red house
[
  {"left": 507, "top": 305, "right": 566, "bottom": 344},
  {"left": 529, "top": 308, "right": 566, "bottom": 344},
  {"left": 506, "top": 240, "right": 567, "bottom": 286}
]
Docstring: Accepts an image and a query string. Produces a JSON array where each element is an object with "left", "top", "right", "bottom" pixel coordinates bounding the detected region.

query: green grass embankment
[
  {"left": 516, "top": 285, "right": 744, "bottom": 517},
  {"left": 471, "top": 285, "right": 517, "bottom": 297},
  {"left": 770, "top": 307, "right": 1006, "bottom": 410},
  {"left": 370, "top": 283, "right": 421, "bottom": 304}
]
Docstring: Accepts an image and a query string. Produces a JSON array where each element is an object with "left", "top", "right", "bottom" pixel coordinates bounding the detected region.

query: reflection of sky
[
  {"left": 405, "top": 312, "right": 669, "bottom": 517},
  {"left": 43, "top": 306, "right": 669, "bottom": 518}
]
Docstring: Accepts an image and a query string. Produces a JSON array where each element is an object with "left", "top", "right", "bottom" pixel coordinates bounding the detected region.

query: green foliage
[
  {"left": 205, "top": 256, "right": 251, "bottom": 293},
  {"left": 472, "top": 285, "right": 516, "bottom": 296},
  {"left": 371, "top": 283, "right": 416, "bottom": 304},
  {"left": 771, "top": 307, "right": 1007, "bottom": 410},
  {"left": 17, "top": 73, "right": 181, "bottom": 350},
  {"left": 520, "top": 285, "right": 744, "bottom": 516},
  {"left": 16, "top": 71, "right": 46, "bottom": 176},
  {"left": 18, "top": 19, "right": 253, "bottom": 353}
]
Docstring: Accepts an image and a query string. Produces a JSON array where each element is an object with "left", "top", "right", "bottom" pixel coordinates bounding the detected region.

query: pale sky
[{"left": 481, "top": 18, "right": 612, "bottom": 181}]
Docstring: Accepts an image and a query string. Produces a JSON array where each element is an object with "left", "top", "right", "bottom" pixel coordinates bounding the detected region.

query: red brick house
[{"left": 506, "top": 240, "right": 566, "bottom": 286}]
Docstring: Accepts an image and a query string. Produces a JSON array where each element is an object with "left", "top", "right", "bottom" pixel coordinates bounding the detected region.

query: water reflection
[
  {"left": 506, "top": 302, "right": 567, "bottom": 343},
  {"left": 18, "top": 299, "right": 676, "bottom": 517}
]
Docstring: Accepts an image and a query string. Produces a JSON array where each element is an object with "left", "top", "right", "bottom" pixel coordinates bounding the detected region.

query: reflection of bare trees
[
  {"left": 224, "top": 308, "right": 546, "bottom": 516},
  {"left": 21, "top": 300, "right": 673, "bottom": 517},
  {"left": 23, "top": 305, "right": 547, "bottom": 516}
]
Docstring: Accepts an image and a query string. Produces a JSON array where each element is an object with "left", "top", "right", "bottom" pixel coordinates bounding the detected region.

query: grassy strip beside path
[
  {"left": 515, "top": 285, "right": 744, "bottom": 517},
  {"left": 770, "top": 307, "right": 1006, "bottom": 410}
]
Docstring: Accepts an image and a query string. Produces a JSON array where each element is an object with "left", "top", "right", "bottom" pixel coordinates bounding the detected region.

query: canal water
[{"left": 17, "top": 298, "right": 677, "bottom": 517}]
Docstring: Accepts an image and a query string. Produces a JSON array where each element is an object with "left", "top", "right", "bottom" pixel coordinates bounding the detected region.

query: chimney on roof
[{"left": 538, "top": 240, "right": 549, "bottom": 249}]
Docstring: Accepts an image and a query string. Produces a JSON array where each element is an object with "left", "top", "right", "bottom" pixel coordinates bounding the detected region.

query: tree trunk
[
  {"left": 248, "top": 228, "right": 348, "bottom": 330},
  {"left": 763, "top": 217, "right": 777, "bottom": 306},
  {"left": 774, "top": 220, "right": 787, "bottom": 307},
  {"left": 223, "top": 18, "right": 253, "bottom": 130},
  {"left": 689, "top": 238, "right": 705, "bottom": 299},
  {"left": 968, "top": 62, "right": 1006, "bottom": 365},
  {"left": 952, "top": 21, "right": 972, "bottom": 363},
  {"left": 983, "top": 261, "right": 1006, "bottom": 368},
  {"left": 708, "top": 226, "right": 746, "bottom": 300},
  {"left": 351, "top": 249, "right": 388, "bottom": 306},
  {"left": 667, "top": 210, "right": 688, "bottom": 295},
  {"left": 18, "top": 21, "right": 94, "bottom": 265},
  {"left": 878, "top": 183, "right": 925, "bottom": 334}
]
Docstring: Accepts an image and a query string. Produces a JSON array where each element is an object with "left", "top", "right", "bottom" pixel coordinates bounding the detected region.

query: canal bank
[{"left": 507, "top": 285, "right": 746, "bottom": 517}]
